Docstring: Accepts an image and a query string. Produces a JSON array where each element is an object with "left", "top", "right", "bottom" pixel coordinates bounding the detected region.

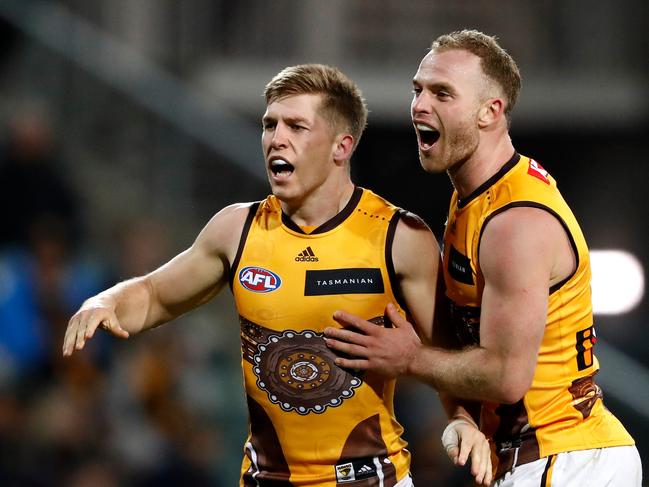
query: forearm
[
  {"left": 439, "top": 392, "right": 481, "bottom": 425},
  {"left": 408, "top": 345, "right": 518, "bottom": 404},
  {"left": 87, "top": 277, "right": 165, "bottom": 335}
]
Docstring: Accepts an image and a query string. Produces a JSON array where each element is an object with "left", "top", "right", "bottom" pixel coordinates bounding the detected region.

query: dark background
[{"left": 0, "top": 1, "right": 647, "bottom": 485}]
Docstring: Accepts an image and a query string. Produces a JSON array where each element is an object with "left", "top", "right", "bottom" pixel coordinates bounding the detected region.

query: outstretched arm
[{"left": 62, "top": 203, "right": 251, "bottom": 356}]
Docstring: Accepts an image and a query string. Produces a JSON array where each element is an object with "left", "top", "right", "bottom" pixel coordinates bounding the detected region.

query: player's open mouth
[
  {"left": 269, "top": 158, "right": 295, "bottom": 178},
  {"left": 416, "top": 123, "right": 440, "bottom": 150}
]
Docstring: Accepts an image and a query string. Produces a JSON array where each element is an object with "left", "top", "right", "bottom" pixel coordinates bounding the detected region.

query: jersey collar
[
  {"left": 457, "top": 152, "right": 521, "bottom": 209},
  {"left": 281, "top": 186, "right": 363, "bottom": 234}
]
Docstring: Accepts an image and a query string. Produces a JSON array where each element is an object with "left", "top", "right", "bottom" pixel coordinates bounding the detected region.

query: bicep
[
  {"left": 478, "top": 208, "right": 559, "bottom": 384},
  {"left": 149, "top": 244, "right": 227, "bottom": 319},
  {"left": 146, "top": 203, "right": 250, "bottom": 321},
  {"left": 392, "top": 213, "right": 441, "bottom": 343}
]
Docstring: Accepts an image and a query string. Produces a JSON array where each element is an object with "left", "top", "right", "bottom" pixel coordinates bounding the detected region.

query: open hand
[
  {"left": 62, "top": 299, "right": 129, "bottom": 356},
  {"left": 324, "top": 303, "right": 421, "bottom": 378}
]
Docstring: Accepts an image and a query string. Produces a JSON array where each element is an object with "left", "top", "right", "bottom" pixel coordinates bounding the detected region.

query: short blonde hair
[
  {"left": 264, "top": 64, "right": 368, "bottom": 150},
  {"left": 432, "top": 30, "right": 521, "bottom": 119}
]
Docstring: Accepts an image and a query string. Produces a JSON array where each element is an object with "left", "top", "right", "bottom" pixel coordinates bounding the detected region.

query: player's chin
[
  {"left": 418, "top": 153, "right": 446, "bottom": 174},
  {"left": 268, "top": 181, "right": 292, "bottom": 199},
  {"left": 418, "top": 153, "right": 435, "bottom": 173},
  {"left": 271, "top": 183, "right": 306, "bottom": 204}
]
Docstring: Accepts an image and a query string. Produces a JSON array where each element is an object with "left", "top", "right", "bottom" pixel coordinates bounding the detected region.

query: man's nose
[
  {"left": 412, "top": 92, "right": 432, "bottom": 116},
  {"left": 271, "top": 124, "right": 289, "bottom": 149}
]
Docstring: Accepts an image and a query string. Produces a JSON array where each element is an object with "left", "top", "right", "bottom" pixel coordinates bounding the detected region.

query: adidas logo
[
  {"left": 357, "top": 465, "right": 373, "bottom": 474},
  {"left": 295, "top": 246, "right": 319, "bottom": 262}
]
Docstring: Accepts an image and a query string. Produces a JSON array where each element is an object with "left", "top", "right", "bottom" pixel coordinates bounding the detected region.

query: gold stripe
[{"left": 543, "top": 455, "right": 557, "bottom": 487}]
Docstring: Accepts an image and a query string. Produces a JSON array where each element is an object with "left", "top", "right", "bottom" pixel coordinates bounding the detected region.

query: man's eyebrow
[
  {"left": 284, "top": 115, "right": 310, "bottom": 125},
  {"left": 262, "top": 114, "right": 310, "bottom": 125},
  {"left": 262, "top": 114, "right": 276, "bottom": 124},
  {"left": 412, "top": 79, "right": 456, "bottom": 93},
  {"left": 432, "top": 82, "right": 455, "bottom": 93}
]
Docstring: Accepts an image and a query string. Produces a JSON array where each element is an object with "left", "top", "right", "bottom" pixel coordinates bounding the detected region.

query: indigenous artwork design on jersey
[{"left": 253, "top": 329, "right": 361, "bottom": 415}]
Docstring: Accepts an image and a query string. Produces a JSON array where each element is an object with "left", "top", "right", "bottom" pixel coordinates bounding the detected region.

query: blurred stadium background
[{"left": 0, "top": 1, "right": 647, "bottom": 485}]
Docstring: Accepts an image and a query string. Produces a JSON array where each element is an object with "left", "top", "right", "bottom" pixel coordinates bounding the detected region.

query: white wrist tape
[{"left": 441, "top": 419, "right": 471, "bottom": 452}]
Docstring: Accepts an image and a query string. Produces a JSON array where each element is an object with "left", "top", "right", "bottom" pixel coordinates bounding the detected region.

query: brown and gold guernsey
[
  {"left": 441, "top": 153, "right": 634, "bottom": 476},
  {"left": 230, "top": 187, "right": 411, "bottom": 486}
]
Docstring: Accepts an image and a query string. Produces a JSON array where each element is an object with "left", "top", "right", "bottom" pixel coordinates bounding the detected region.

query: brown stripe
[
  {"left": 243, "top": 396, "right": 293, "bottom": 486},
  {"left": 337, "top": 414, "right": 398, "bottom": 486},
  {"left": 494, "top": 399, "right": 538, "bottom": 455},
  {"left": 230, "top": 202, "right": 261, "bottom": 289},
  {"left": 494, "top": 399, "right": 540, "bottom": 480},
  {"left": 385, "top": 209, "right": 408, "bottom": 313}
]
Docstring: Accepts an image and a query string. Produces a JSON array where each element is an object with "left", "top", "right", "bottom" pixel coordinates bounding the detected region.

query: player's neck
[
  {"left": 282, "top": 177, "right": 355, "bottom": 228},
  {"left": 449, "top": 135, "right": 515, "bottom": 199}
]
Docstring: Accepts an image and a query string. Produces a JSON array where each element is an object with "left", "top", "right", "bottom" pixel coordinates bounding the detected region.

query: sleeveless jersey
[
  {"left": 231, "top": 187, "right": 411, "bottom": 486},
  {"left": 440, "top": 153, "right": 634, "bottom": 467}
]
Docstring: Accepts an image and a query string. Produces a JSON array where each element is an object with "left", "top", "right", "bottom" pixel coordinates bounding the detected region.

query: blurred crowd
[
  {"left": 0, "top": 108, "right": 477, "bottom": 486},
  {"left": 0, "top": 108, "right": 244, "bottom": 486}
]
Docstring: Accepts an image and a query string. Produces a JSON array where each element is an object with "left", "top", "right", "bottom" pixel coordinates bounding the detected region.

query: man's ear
[
  {"left": 333, "top": 134, "right": 355, "bottom": 165},
  {"left": 477, "top": 98, "right": 505, "bottom": 128}
]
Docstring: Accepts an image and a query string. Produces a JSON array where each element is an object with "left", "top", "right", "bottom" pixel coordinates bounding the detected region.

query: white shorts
[
  {"left": 494, "top": 445, "right": 642, "bottom": 487},
  {"left": 395, "top": 474, "right": 413, "bottom": 487}
]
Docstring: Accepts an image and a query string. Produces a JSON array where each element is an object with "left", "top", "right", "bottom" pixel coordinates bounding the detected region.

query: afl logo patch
[{"left": 239, "top": 266, "right": 282, "bottom": 293}]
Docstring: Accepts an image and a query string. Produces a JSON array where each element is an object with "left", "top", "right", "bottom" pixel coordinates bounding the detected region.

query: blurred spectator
[
  {"left": 103, "top": 217, "right": 229, "bottom": 485},
  {"left": 0, "top": 215, "right": 106, "bottom": 380},
  {"left": 0, "top": 214, "right": 110, "bottom": 485},
  {"left": 0, "top": 108, "right": 81, "bottom": 249},
  {"left": 112, "top": 217, "right": 172, "bottom": 279}
]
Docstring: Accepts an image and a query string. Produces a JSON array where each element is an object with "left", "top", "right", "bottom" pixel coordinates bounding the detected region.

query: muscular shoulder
[
  {"left": 481, "top": 206, "right": 566, "bottom": 252},
  {"left": 393, "top": 211, "right": 440, "bottom": 276},
  {"left": 480, "top": 206, "right": 574, "bottom": 286},
  {"left": 195, "top": 202, "right": 257, "bottom": 264},
  {"left": 398, "top": 211, "right": 431, "bottom": 232},
  {"left": 395, "top": 211, "right": 437, "bottom": 250}
]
